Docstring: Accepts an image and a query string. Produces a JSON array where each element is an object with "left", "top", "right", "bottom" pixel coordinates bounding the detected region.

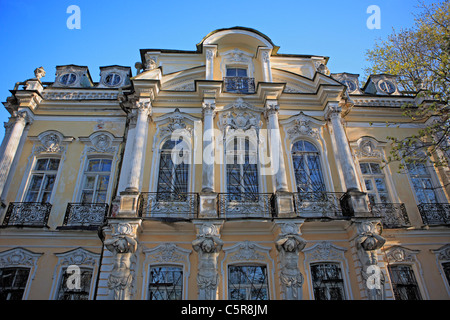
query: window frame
[
  {"left": 147, "top": 265, "right": 184, "bottom": 301},
  {"left": 23, "top": 157, "right": 61, "bottom": 203},
  {"left": 309, "top": 262, "right": 347, "bottom": 300},
  {"left": 79, "top": 157, "right": 113, "bottom": 204},
  {"left": 359, "top": 161, "right": 391, "bottom": 205},
  {"left": 227, "top": 263, "right": 270, "bottom": 301},
  {"left": 387, "top": 264, "right": 423, "bottom": 300},
  {"left": 405, "top": 160, "right": 445, "bottom": 204},
  {"left": 0, "top": 267, "right": 31, "bottom": 300},
  {"left": 291, "top": 139, "right": 326, "bottom": 193},
  {"left": 55, "top": 266, "right": 94, "bottom": 300}
]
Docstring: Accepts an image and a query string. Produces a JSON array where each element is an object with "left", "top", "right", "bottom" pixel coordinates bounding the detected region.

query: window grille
[
  {"left": 228, "top": 265, "right": 269, "bottom": 300},
  {"left": 310, "top": 263, "right": 346, "bottom": 300},
  {"left": 388, "top": 265, "right": 422, "bottom": 300},
  {"left": 148, "top": 266, "right": 183, "bottom": 300},
  {"left": 0, "top": 267, "right": 30, "bottom": 300}
]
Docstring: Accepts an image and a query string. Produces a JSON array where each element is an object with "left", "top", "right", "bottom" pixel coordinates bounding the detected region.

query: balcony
[
  {"left": 418, "top": 203, "right": 450, "bottom": 225},
  {"left": 293, "top": 192, "right": 346, "bottom": 218},
  {"left": 370, "top": 203, "right": 410, "bottom": 228},
  {"left": 138, "top": 192, "right": 199, "bottom": 220},
  {"left": 223, "top": 77, "right": 255, "bottom": 94},
  {"left": 60, "top": 203, "right": 109, "bottom": 230},
  {"left": 218, "top": 193, "right": 275, "bottom": 219},
  {"left": 2, "top": 202, "right": 51, "bottom": 228}
]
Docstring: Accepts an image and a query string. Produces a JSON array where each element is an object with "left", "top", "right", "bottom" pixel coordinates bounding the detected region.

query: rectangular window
[
  {"left": 80, "top": 158, "right": 112, "bottom": 203},
  {"left": 228, "top": 265, "right": 269, "bottom": 300},
  {"left": 57, "top": 267, "right": 93, "bottom": 300},
  {"left": 24, "top": 158, "right": 60, "bottom": 203},
  {"left": 359, "top": 162, "right": 390, "bottom": 205},
  {"left": 310, "top": 263, "right": 346, "bottom": 300},
  {"left": 388, "top": 265, "right": 422, "bottom": 300},
  {"left": 148, "top": 266, "right": 183, "bottom": 300},
  {"left": 0, "top": 267, "right": 30, "bottom": 300},
  {"left": 406, "top": 162, "right": 438, "bottom": 204}
]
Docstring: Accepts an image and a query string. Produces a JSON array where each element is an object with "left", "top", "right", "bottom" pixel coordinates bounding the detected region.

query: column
[
  {"left": 125, "top": 98, "right": 151, "bottom": 192},
  {"left": 204, "top": 46, "right": 217, "bottom": 81},
  {"left": 265, "top": 100, "right": 288, "bottom": 192},
  {"left": 0, "top": 111, "right": 29, "bottom": 196},
  {"left": 259, "top": 48, "right": 273, "bottom": 82},
  {"left": 202, "top": 100, "right": 216, "bottom": 192},
  {"left": 325, "top": 102, "right": 359, "bottom": 191},
  {"left": 325, "top": 102, "right": 369, "bottom": 215}
]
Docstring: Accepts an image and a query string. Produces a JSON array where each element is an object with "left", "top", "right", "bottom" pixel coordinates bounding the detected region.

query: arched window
[
  {"left": 291, "top": 140, "right": 325, "bottom": 193},
  {"left": 156, "top": 138, "right": 190, "bottom": 196},
  {"left": 226, "top": 136, "right": 259, "bottom": 201}
]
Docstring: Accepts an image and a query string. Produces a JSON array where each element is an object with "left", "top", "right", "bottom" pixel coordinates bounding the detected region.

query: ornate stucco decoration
[
  {"left": 384, "top": 245, "right": 420, "bottom": 264},
  {"left": 192, "top": 222, "right": 224, "bottom": 300},
  {"left": 219, "top": 49, "right": 255, "bottom": 78},
  {"left": 217, "top": 98, "right": 262, "bottom": 136},
  {"left": 314, "top": 61, "right": 330, "bottom": 76},
  {"left": 303, "top": 241, "right": 347, "bottom": 262},
  {"left": 225, "top": 241, "right": 270, "bottom": 262},
  {"left": 104, "top": 222, "right": 139, "bottom": 300},
  {"left": 275, "top": 222, "right": 307, "bottom": 300},
  {"left": 351, "top": 136, "right": 385, "bottom": 160},
  {"left": 282, "top": 111, "right": 322, "bottom": 142},
  {"left": 354, "top": 220, "right": 386, "bottom": 300},
  {"left": 78, "top": 131, "right": 122, "bottom": 154},
  {"left": 29, "top": 130, "right": 74, "bottom": 155}
]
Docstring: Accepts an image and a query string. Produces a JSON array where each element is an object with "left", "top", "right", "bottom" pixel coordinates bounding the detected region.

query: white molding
[
  {"left": 431, "top": 244, "right": 450, "bottom": 297},
  {"left": 141, "top": 243, "right": 192, "bottom": 300},
  {"left": 0, "top": 247, "right": 43, "bottom": 300},
  {"left": 49, "top": 247, "right": 101, "bottom": 300},
  {"left": 303, "top": 241, "right": 353, "bottom": 300}
]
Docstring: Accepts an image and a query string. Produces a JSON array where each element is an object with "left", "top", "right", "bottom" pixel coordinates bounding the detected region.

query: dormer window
[
  {"left": 103, "top": 73, "right": 122, "bottom": 87},
  {"left": 59, "top": 73, "right": 77, "bottom": 85}
]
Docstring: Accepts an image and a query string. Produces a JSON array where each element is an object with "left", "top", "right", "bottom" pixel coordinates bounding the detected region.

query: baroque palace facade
[{"left": 0, "top": 27, "right": 449, "bottom": 301}]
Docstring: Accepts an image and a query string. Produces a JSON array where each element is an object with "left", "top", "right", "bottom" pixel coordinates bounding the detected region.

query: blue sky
[{"left": 0, "top": 0, "right": 438, "bottom": 141}]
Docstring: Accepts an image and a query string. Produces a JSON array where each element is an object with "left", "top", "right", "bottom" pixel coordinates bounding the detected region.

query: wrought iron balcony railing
[
  {"left": 138, "top": 192, "right": 199, "bottom": 219},
  {"left": 293, "top": 192, "right": 345, "bottom": 218},
  {"left": 61, "top": 203, "right": 109, "bottom": 229},
  {"left": 418, "top": 203, "right": 450, "bottom": 225},
  {"left": 218, "top": 193, "right": 275, "bottom": 218},
  {"left": 2, "top": 202, "right": 52, "bottom": 227},
  {"left": 370, "top": 203, "right": 410, "bottom": 228},
  {"left": 223, "top": 77, "right": 256, "bottom": 94}
]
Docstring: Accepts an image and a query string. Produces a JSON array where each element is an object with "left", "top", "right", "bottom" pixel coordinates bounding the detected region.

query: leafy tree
[{"left": 364, "top": 1, "right": 450, "bottom": 170}]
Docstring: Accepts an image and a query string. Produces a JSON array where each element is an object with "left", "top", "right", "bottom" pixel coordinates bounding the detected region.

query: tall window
[
  {"left": 56, "top": 267, "right": 93, "bottom": 300},
  {"left": 156, "top": 138, "right": 189, "bottom": 196},
  {"left": 0, "top": 267, "right": 30, "bottom": 300},
  {"left": 148, "top": 266, "right": 183, "bottom": 300},
  {"left": 388, "top": 265, "right": 422, "bottom": 300},
  {"left": 310, "top": 263, "right": 346, "bottom": 300},
  {"left": 24, "top": 158, "right": 60, "bottom": 203},
  {"left": 80, "top": 158, "right": 112, "bottom": 203},
  {"left": 228, "top": 265, "right": 269, "bottom": 300},
  {"left": 360, "top": 162, "right": 390, "bottom": 205},
  {"left": 292, "top": 140, "right": 325, "bottom": 193},
  {"left": 226, "top": 137, "right": 259, "bottom": 201},
  {"left": 406, "top": 162, "right": 438, "bottom": 204}
]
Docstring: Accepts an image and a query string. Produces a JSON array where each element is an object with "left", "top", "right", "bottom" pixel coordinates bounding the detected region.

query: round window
[
  {"left": 342, "top": 80, "right": 356, "bottom": 92},
  {"left": 379, "top": 80, "right": 395, "bottom": 94},
  {"left": 104, "top": 73, "right": 121, "bottom": 86},
  {"left": 59, "top": 73, "right": 77, "bottom": 85}
]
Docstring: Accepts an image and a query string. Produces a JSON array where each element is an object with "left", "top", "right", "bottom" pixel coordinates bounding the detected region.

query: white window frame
[
  {"left": 147, "top": 264, "right": 184, "bottom": 300},
  {"left": 79, "top": 157, "right": 113, "bottom": 204},
  {"left": 23, "top": 157, "right": 61, "bottom": 203}
]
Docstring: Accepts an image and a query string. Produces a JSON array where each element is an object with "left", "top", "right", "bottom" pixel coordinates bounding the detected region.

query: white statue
[{"left": 192, "top": 223, "right": 223, "bottom": 300}]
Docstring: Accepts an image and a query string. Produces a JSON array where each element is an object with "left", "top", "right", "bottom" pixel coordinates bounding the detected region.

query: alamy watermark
[
  {"left": 367, "top": 5, "right": 381, "bottom": 29},
  {"left": 67, "top": 5, "right": 81, "bottom": 30},
  {"left": 66, "top": 265, "right": 81, "bottom": 290}
]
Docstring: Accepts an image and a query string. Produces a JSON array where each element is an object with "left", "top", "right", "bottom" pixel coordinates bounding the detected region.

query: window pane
[
  {"left": 311, "top": 263, "right": 345, "bottom": 300},
  {"left": 375, "top": 178, "right": 387, "bottom": 192},
  {"left": 226, "top": 68, "right": 237, "bottom": 77},
  {"left": 28, "top": 175, "right": 43, "bottom": 191},
  {"left": 228, "top": 266, "right": 269, "bottom": 300},
  {"left": 83, "top": 176, "right": 96, "bottom": 190},
  {"left": 360, "top": 163, "right": 370, "bottom": 174},
  {"left": 35, "top": 159, "right": 48, "bottom": 171},
  {"left": 87, "top": 159, "right": 101, "bottom": 172},
  {"left": 97, "top": 175, "right": 110, "bottom": 191},
  {"left": 237, "top": 68, "right": 247, "bottom": 77},
  {"left": 81, "top": 191, "right": 94, "bottom": 203},
  {"left": 100, "top": 159, "right": 112, "bottom": 172},
  {"left": 48, "top": 159, "right": 60, "bottom": 171},
  {"left": 370, "top": 163, "right": 382, "bottom": 174}
]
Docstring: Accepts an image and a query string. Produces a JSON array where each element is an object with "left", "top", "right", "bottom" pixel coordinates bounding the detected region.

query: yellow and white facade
[{"left": 0, "top": 27, "right": 449, "bottom": 300}]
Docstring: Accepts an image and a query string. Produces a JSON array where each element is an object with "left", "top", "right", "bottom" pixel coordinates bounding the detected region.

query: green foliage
[{"left": 365, "top": 1, "right": 450, "bottom": 169}]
